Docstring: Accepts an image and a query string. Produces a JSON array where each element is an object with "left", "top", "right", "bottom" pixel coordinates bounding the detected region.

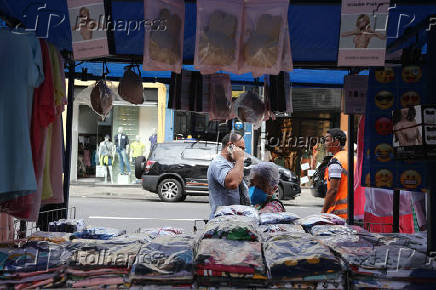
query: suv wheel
[
  {"left": 277, "top": 185, "right": 284, "bottom": 200},
  {"left": 135, "top": 156, "right": 146, "bottom": 179},
  {"left": 158, "top": 179, "right": 183, "bottom": 202}
]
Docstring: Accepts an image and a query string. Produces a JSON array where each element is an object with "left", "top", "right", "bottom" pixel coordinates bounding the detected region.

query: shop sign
[
  {"left": 338, "top": 0, "right": 390, "bottom": 66},
  {"left": 67, "top": 0, "right": 110, "bottom": 60},
  {"left": 343, "top": 75, "right": 368, "bottom": 114}
]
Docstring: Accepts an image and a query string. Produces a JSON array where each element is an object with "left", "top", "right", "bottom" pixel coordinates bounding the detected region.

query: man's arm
[
  {"left": 322, "top": 178, "right": 340, "bottom": 213},
  {"left": 224, "top": 147, "right": 245, "bottom": 190}
]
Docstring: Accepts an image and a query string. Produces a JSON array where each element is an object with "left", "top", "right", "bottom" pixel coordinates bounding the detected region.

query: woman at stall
[{"left": 248, "top": 162, "right": 285, "bottom": 213}]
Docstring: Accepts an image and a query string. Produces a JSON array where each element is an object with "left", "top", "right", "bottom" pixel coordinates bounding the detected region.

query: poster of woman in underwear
[{"left": 393, "top": 106, "right": 423, "bottom": 147}]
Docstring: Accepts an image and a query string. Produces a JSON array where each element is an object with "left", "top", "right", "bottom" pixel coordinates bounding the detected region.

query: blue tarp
[{"left": 1, "top": 0, "right": 435, "bottom": 84}]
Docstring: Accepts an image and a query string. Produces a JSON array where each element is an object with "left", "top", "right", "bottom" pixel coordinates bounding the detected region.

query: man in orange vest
[{"left": 322, "top": 128, "right": 349, "bottom": 219}]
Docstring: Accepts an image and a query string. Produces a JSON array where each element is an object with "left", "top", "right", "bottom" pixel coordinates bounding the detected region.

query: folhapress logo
[
  {"left": 12, "top": 3, "right": 65, "bottom": 38},
  {"left": 427, "top": 17, "right": 436, "bottom": 31}
]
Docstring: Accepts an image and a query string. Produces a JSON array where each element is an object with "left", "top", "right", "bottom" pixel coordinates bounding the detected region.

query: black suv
[{"left": 135, "top": 141, "right": 301, "bottom": 202}]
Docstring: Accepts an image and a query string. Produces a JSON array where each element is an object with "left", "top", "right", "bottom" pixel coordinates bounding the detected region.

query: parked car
[{"left": 135, "top": 141, "right": 301, "bottom": 202}]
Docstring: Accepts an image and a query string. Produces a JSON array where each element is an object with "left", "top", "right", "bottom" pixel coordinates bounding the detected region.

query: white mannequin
[
  {"left": 98, "top": 135, "right": 114, "bottom": 184},
  {"left": 130, "top": 135, "right": 145, "bottom": 162}
]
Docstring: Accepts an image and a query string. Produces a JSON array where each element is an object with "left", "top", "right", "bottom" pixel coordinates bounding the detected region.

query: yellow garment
[
  {"left": 42, "top": 124, "right": 53, "bottom": 200},
  {"left": 47, "top": 43, "right": 65, "bottom": 107},
  {"left": 100, "top": 155, "right": 112, "bottom": 166},
  {"left": 130, "top": 141, "right": 145, "bottom": 158}
]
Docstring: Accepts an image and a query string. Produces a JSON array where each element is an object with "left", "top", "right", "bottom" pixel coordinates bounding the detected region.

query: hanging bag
[
  {"left": 90, "top": 80, "right": 113, "bottom": 119},
  {"left": 239, "top": 0, "right": 289, "bottom": 77},
  {"left": 143, "top": 0, "right": 185, "bottom": 73},
  {"left": 195, "top": 0, "right": 244, "bottom": 74},
  {"left": 118, "top": 65, "right": 144, "bottom": 105}
]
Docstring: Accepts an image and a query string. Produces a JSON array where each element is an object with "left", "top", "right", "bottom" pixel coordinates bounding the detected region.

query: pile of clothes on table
[
  {"left": 0, "top": 240, "right": 70, "bottom": 289},
  {"left": 310, "top": 224, "right": 435, "bottom": 289},
  {"left": 195, "top": 206, "right": 267, "bottom": 287}
]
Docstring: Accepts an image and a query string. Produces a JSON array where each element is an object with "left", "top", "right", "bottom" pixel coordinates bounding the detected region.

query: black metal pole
[
  {"left": 392, "top": 189, "right": 400, "bottom": 233},
  {"left": 427, "top": 24, "right": 436, "bottom": 255},
  {"left": 63, "top": 59, "right": 75, "bottom": 214},
  {"left": 347, "top": 114, "right": 355, "bottom": 225}
]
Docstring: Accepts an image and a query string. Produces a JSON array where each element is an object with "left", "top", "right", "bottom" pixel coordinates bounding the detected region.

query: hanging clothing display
[{"left": 0, "top": 29, "right": 44, "bottom": 204}]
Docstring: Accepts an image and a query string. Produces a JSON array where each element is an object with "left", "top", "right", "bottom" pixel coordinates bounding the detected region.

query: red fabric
[
  {"left": 354, "top": 115, "right": 366, "bottom": 220},
  {"left": 363, "top": 212, "right": 414, "bottom": 234},
  {"left": 31, "top": 39, "right": 55, "bottom": 175}
]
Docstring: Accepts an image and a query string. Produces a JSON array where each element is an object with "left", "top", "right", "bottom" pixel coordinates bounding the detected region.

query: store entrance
[{"left": 77, "top": 105, "right": 113, "bottom": 179}]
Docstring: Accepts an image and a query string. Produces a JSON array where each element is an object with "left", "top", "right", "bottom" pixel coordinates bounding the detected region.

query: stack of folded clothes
[
  {"left": 214, "top": 205, "right": 260, "bottom": 223},
  {"left": 48, "top": 219, "right": 86, "bottom": 233},
  {"left": 195, "top": 214, "right": 267, "bottom": 287},
  {"left": 201, "top": 215, "right": 261, "bottom": 242},
  {"left": 129, "top": 235, "right": 195, "bottom": 287},
  {"left": 0, "top": 241, "right": 70, "bottom": 288},
  {"left": 296, "top": 213, "right": 345, "bottom": 232},
  {"left": 195, "top": 239, "right": 267, "bottom": 287},
  {"left": 310, "top": 225, "right": 436, "bottom": 289},
  {"left": 66, "top": 239, "right": 142, "bottom": 288},
  {"left": 259, "top": 212, "right": 300, "bottom": 225},
  {"left": 260, "top": 224, "right": 305, "bottom": 242},
  {"left": 263, "top": 232, "right": 343, "bottom": 288},
  {"left": 70, "top": 227, "right": 126, "bottom": 240}
]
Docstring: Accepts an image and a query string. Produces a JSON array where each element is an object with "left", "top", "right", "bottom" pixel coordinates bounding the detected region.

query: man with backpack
[{"left": 321, "top": 128, "right": 349, "bottom": 219}]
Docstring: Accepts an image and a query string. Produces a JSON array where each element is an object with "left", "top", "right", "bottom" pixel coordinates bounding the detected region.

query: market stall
[{"left": 1, "top": 0, "right": 436, "bottom": 288}]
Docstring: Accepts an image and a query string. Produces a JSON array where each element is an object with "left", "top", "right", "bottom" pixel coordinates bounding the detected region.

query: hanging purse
[{"left": 118, "top": 65, "right": 144, "bottom": 105}]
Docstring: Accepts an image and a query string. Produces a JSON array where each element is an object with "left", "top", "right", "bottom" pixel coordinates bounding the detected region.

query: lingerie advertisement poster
[
  {"left": 67, "top": 0, "right": 110, "bottom": 60},
  {"left": 361, "top": 65, "right": 430, "bottom": 192},
  {"left": 338, "top": 0, "right": 390, "bottom": 66}
]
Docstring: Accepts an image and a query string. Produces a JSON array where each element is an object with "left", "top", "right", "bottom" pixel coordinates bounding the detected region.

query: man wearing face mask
[
  {"left": 207, "top": 132, "right": 249, "bottom": 219},
  {"left": 249, "top": 162, "right": 285, "bottom": 213}
]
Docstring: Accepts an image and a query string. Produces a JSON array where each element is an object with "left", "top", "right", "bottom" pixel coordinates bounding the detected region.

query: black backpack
[{"left": 312, "top": 155, "right": 341, "bottom": 198}]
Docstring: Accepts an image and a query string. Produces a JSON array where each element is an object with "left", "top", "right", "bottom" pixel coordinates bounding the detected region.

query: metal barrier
[{"left": 12, "top": 207, "right": 77, "bottom": 240}]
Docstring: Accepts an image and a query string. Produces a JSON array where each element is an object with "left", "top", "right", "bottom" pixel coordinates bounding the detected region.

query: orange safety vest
[{"left": 325, "top": 150, "right": 349, "bottom": 219}]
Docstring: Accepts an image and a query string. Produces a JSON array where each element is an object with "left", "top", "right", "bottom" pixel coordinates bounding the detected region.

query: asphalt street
[{"left": 69, "top": 185, "right": 324, "bottom": 234}]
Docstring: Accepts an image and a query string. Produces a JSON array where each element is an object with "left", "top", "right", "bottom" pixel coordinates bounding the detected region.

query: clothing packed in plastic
[{"left": 0, "top": 205, "right": 434, "bottom": 289}]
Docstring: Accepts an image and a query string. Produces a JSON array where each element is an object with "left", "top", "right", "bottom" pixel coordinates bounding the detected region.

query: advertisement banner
[
  {"left": 343, "top": 75, "right": 368, "bottom": 114},
  {"left": 338, "top": 0, "right": 390, "bottom": 66},
  {"left": 67, "top": 0, "right": 109, "bottom": 60},
  {"left": 361, "top": 65, "right": 430, "bottom": 192}
]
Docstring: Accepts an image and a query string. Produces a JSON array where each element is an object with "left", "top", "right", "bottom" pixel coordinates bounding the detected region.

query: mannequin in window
[
  {"left": 114, "top": 127, "right": 131, "bottom": 175},
  {"left": 98, "top": 134, "right": 114, "bottom": 183},
  {"left": 130, "top": 135, "right": 145, "bottom": 163},
  {"left": 149, "top": 128, "right": 157, "bottom": 149}
]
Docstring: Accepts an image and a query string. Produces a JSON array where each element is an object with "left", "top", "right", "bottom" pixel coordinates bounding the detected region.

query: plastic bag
[
  {"left": 28, "top": 231, "right": 72, "bottom": 244},
  {"left": 296, "top": 214, "right": 345, "bottom": 231},
  {"left": 260, "top": 224, "right": 305, "bottom": 242},
  {"left": 195, "top": 239, "right": 265, "bottom": 276},
  {"left": 90, "top": 80, "right": 113, "bottom": 119},
  {"left": 310, "top": 225, "right": 359, "bottom": 237},
  {"left": 202, "top": 215, "right": 261, "bottom": 242},
  {"left": 195, "top": 0, "right": 243, "bottom": 74},
  {"left": 263, "top": 234, "right": 342, "bottom": 280},
  {"left": 280, "top": 20, "right": 293, "bottom": 72},
  {"left": 139, "top": 227, "right": 184, "bottom": 240},
  {"left": 130, "top": 235, "right": 194, "bottom": 283},
  {"left": 118, "top": 66, "right": 144, "bottom": 105},
  {"left": 214, "top": 205, "right": 260, "bottom": 222},
  {"left": 239, "top": 0, "right": 289, "bottom": 77},
  {"left": 259, "top": 212, "right": 300, "bottom": 225},
  {"left": 143, "top": 0, "right": 184, "bottom": 73},
  {"left": 48, "top": 219, "right": 86, "bottom": 233},
  {"left": 232, "top": 90, "right": 265, "bottom": 128},
  {"left": 70, "top": 227, "right": 126, "bottom": 240},
  {"left": 208, "top": 74, "right": 233, "bottom": 121}
]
